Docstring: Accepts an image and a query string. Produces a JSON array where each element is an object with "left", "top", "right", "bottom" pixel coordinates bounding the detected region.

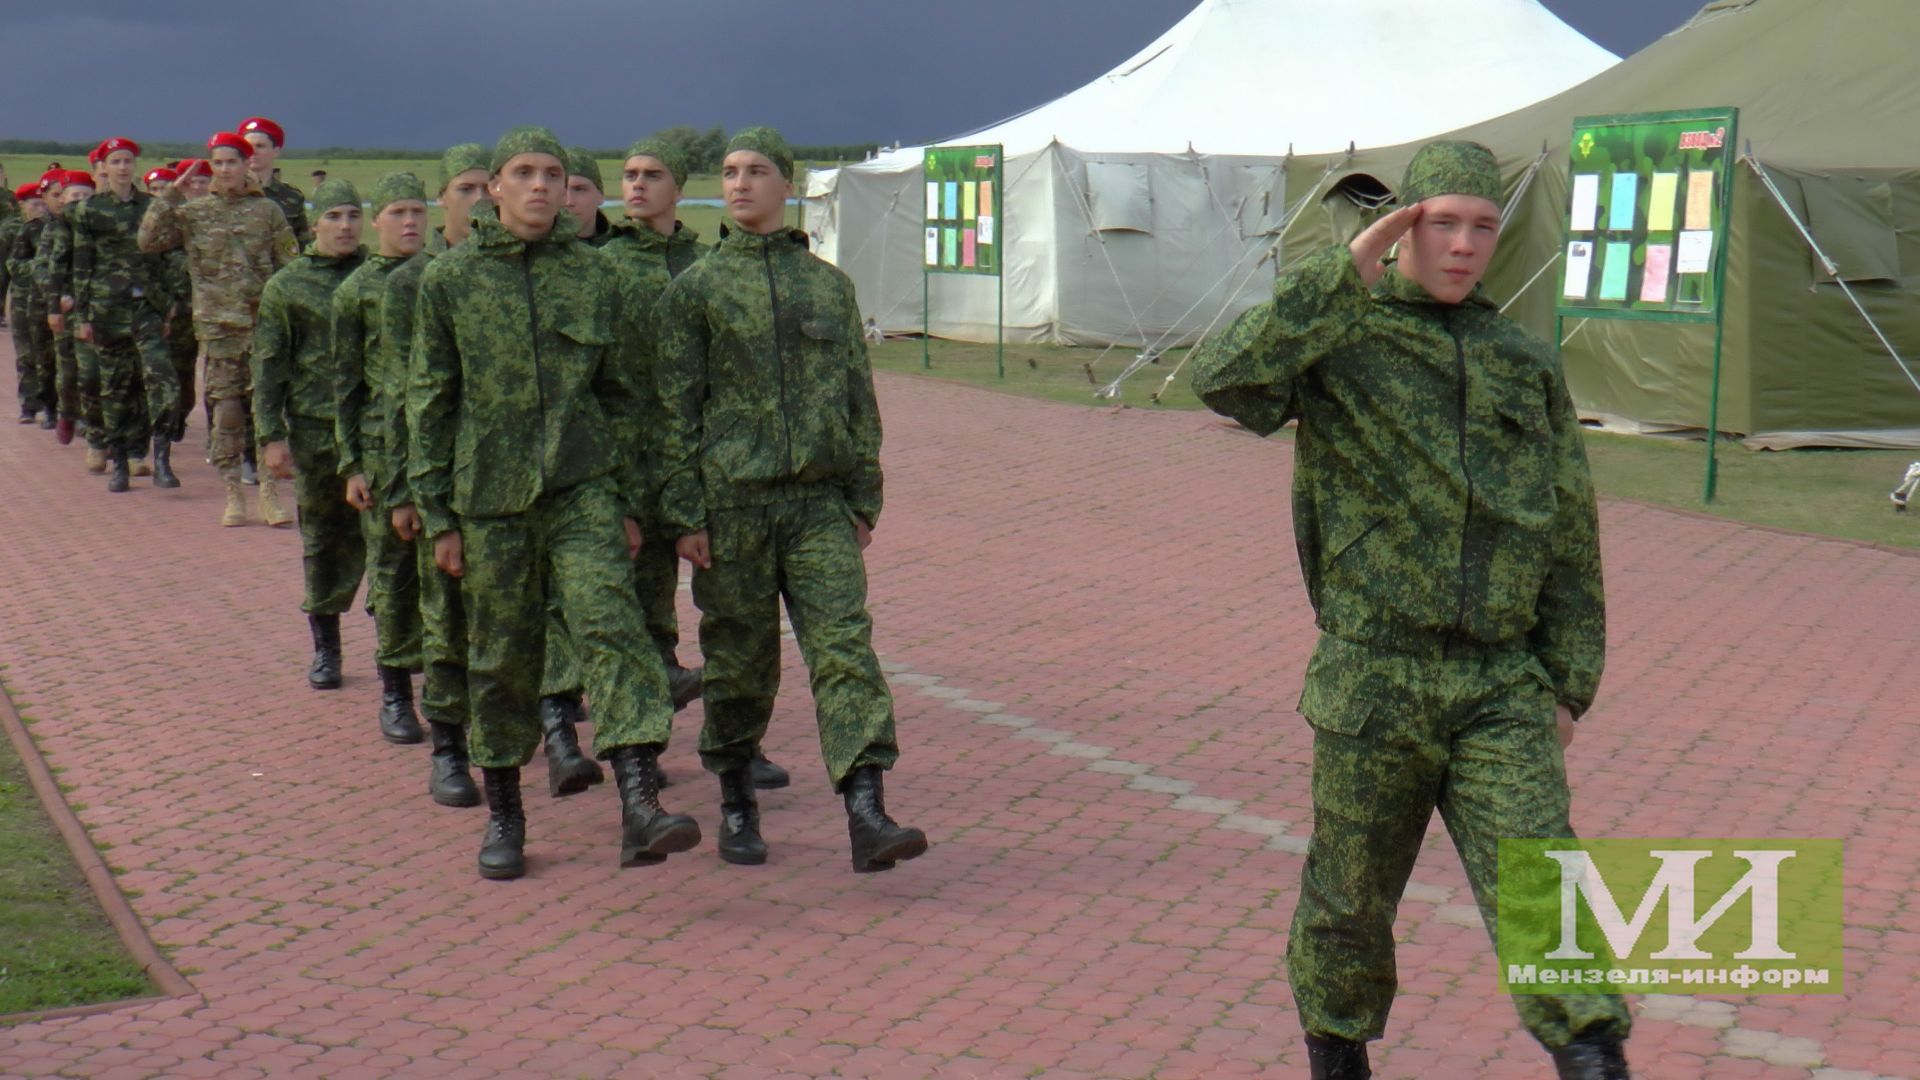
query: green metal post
[
  {"left": 922, "top": 269, "right": 931, "bottom": 370},
  {"left": 1702, "top": 115, "right": 1740, "bottom": 504}
]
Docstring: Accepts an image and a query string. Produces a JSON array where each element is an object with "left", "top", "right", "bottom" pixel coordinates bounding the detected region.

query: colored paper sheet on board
[
  {"left": 925, "top": 227, "right": 939, "bottom": 267},
  {"left": 963, "top": 182, "right": 976, "bottom": 221},
  {"left": 944, "top": 182, "right": 959, "bottom": 219},
  {"left": 926, "top": 183, "right": 940, "bottom": 221},
  {"left": 963, "top": 228, "right": 977, "bottom": 267},
  {"left": 979, "top": 181, "right": 993, "bottom": 218},
  {"left": 1608, "top": 173, "right": 1638, "bottom": 231},
  {"left": 1677, "top": 230, "right": 1713, "bottom": 274},
  {"left": 1685, "top": 172, "right": 1714, "bottom": 230},
  {"left": 1563, "top": 241, "right": 1594, "bottom": 299},
  {"left": 978, "top": 215, "right": 994, "bottom": 245},
  {"left": 943, "top": 227, "right": 958, "bottom": 267},
  {"left": 1570, "top": 174, "right": 1600, "bottom": 232},
  {"left": 1647, "top": 173, "right": 1678, "bottom": 232},
  {"left": 1640, "top": 243, "right": 1672, "bottom": 302},
  {"left": 1598, "top": 241, "right": 1631, "bottom": 301}
]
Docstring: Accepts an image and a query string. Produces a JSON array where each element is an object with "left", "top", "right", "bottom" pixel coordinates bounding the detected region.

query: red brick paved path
[{"left": 0, "top": 347, "right": 1915, "bottom": 1078}]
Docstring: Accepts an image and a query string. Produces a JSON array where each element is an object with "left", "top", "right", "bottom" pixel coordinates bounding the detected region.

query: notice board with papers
[{"left": 1557, "top": 108, "right": 1738, "bottom": 322}]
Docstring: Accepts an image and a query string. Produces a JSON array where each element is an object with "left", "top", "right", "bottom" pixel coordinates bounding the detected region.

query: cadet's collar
[
  {"left": 1373, "top": 263, "right": 1495, "bottom": 310},
  {"left": 471, "top": 205, "right": 582, "bottom": 252},
  {"left": 716, "top": 223, "right": 808, "bottom": 252},
  {"left": 302, "top": 242, "right": 367, "bottom": 263},
  {"left": 608, "top": 217, "right": 695, "bottom": 249}
]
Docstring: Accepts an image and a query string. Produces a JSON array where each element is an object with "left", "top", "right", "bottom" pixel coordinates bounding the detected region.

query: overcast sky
[{"left": 2, "top": 0, "right": 1705, "bottom": 149}]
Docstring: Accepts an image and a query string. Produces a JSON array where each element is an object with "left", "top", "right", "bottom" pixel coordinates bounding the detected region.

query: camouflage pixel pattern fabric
[
  {"left": 34, "top": 214, "right": 90, "bottom": 434},
  {"left": 564, "top": 146, "right": 603, "bottom": 192},
  {"left": 289, "top": 415, "right": 366, "bottom": 616},
  {"left": 436, "top": 144, "right": 489, "bottom": 192},
  {"left": 1399, "top": 140, "right": 1504, "bottom": 206},
  {"left": 139, "top": 178, "right": 296, "bottom": 344},
  {"left": 71, "top": 188, "right": 176, "bottom": 448},
  {"left": 693, "top": 496, "right": 898, "bottom": 786},
  {"left": 726, "top": 126, "right": 794, "bottom": 179},
  {"left": 654, "top": 226, "right": 882, "bottom": 536},
  {"left": 369, "top": 171, "right": 426, "bottom": 217},
  {"left": 204, "top": 355, "right": 252, "bottom": 471},
  {"left": 5, "top": 216, "right": 56, "bottom": 415},
  {"left": 624, "top": 138, "right": 690, "bottom": 188},
  {"left": 406, "top": 204, "right": 648, "bottom": 540},
  {"left": 1188, "top": 244, "right": 1605, "bottom": 717},
  {"left": 488, "top": 126, "right": 566, "bottom": 175},
  {"left": 260, "top": 176, "right": 312, "bottom": 248},
  {"left": 1287, "top": 636, "right": 1631, "bottom": 1049},
  {"left": 376, "top": 252, "right": 431, "bottom": 511},
  {"left": 252, "top": 243, "right": 366, "bottom": 445}
]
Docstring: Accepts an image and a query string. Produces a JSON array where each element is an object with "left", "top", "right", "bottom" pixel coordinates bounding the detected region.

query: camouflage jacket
[
  {"left": 377, "top": 251, "right": 432, "bottom": 510},
  {"left": 5, "top": 216, "right": 45, "bottom": 304},
  {"left": 158, "top": 249, "right": 193, "bottom": 326},
  {"left": 33, "top": 212, "right": 73, "bottom": 302},
  {"left": 1189, "top": 245, "right": 1605, "bottom": 716},
  {"left": 654, "top": 225, "right": 882, "bottom": 536},
  {"left": 0, "top": 189, "right": 17, "bottom": 221},
  {"left": 0, "top": 217, "right": 19, "bottom": 299},
  {"left": 70, "top": 188, "right": 171, "bottom": 324},
  {"left": 408, "top": 207, "right": 650, "bottom": 539},
  {"left": 252, "top": 244, "right": 366, "bottom": 445},
  {"left": 331, "top": 252, "right": 411, "bottom": 483},
  {"left": 260, "top": 177, "right": 312, "bottom": 248},
  {"left": 598, "top": 219, "right": 708, "bottom": 523},
  {"left": 139, "top": 179, "right": 296, "bottom": 339}
]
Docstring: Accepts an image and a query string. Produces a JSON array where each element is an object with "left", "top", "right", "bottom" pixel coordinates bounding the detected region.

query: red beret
[
  {"left": 175, "top": 159, "right": 212, "bottom": 178},
  {"left": 208, "top": 131, "right": 253, "bottom": 158},
  {"left": 13, "top": 183, "right": 41, "bottom": 201},
  {"left": 99, "top": 136, "right": 140, "bottom": 159},
  {"left": 61, "top": 170, "right": 96, "bottom": 189},
  {"left": 237, "top": 117, "right": 284, "bottom": 147},
  {"left": 39, "top": 169, "right": 64, "bottom": 186},
  {"left": 144, "top": 167, "right": 177, "bottom": 186},
  {"left": 86, "top": 145, "right": 103, "bottom": 164}
]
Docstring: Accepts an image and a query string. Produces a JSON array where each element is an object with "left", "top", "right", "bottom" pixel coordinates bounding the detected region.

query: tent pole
[{"left": 922, "top": 266, "right": 931, "bottom": 370}]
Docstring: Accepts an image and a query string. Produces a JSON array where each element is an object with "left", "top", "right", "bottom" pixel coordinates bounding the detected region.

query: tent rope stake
[{"left": 1743, "top": 151, "right": 1920, "bottom": 398}]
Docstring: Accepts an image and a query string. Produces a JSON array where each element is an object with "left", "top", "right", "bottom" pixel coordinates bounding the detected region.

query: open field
[{"left": 0, "top": 692, "right": 152, "bottom": 1017}]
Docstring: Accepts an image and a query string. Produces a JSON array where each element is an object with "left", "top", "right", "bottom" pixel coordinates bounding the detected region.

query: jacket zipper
[
  {"left": 1448, "top": 308, "right": 1474, "bottom": 637},
  {"left": 761, "top": 237, "right": 794, "bottom": 475},
  {"left": 521, "top": 246, "right": 548, "bottom": 477}
]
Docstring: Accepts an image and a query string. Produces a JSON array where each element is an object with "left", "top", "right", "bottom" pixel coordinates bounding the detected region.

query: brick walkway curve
[{"left": 0, "top": 343, "right": 1914, "bottom": 1078}]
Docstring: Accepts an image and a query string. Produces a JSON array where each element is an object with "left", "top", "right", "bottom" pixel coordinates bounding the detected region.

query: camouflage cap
[
  {"left": 310, "top": 177, "right": 361, "bottom": 215},
  {"left": 370, "top": 170, "right": 427, "bottom": 216},
  {"left": 624, "top": 137, "right": 689, "bottom": 188},
  {"left": 437, "top": 143, "right": 489, "bottom": 191},
  {"left": 564, "top": 146, "right": 603, "bottom": 192},
  {"left": 726, "top": 126, "right": 793, "bottom": 180},
  {"left": 1400, "top": 140, "right": 1502, "bottom": 207},
  {"left": 490, "top": 125, "right": 566, "bottom": 176}
]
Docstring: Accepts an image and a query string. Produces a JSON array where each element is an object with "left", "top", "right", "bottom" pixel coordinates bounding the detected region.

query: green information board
[
  {"left": 923, "top": 145, "right": 1002, "bottom": 274},
  {"left": 921, "top": 144, "right": 1005, "bottom": 375},
  {"left": 1556, "top": 108, "right": 1738, "bottom": 323}
]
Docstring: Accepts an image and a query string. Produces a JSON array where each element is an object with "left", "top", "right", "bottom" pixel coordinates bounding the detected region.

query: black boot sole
[
  {"left": 431, "top": 784, "right": 483, "bottom": 809},
  {"left": 548, "top": 758, "right": 604, "bottom": 798},
  {"left": 621, "top": 818, "right": 702, "bottom": 867},
  {"left": 718, "top": 836, "right": 768, "bottom": 865},
  {"left": 852, "top": 831, "right": 929, "bottom": 873},
  {"left": 478, "top": 859, "right": 526, "bottom": 881},
  {"left": 750, "top": 768, "right": 790, "bottom": 790},
  {"left": 381, "top": 719, "right": 426, "bottom": 745},
  {"left": 310, "top": 676, "right": 342, "bottom": 690}
]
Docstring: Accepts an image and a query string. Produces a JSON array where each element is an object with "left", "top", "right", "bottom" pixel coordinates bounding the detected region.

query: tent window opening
[
  {"left": 1086, "top": 161, "right": 1154, "bottom": 234},
  {"left": 1799, "top": 175, "right": 1900, "bottom": 284},
  {"left": 1332, "top": 173, "right": 1396, "bottom": 211},
  {"left": 1323, "top": 173, "right": 1394, "bottom": 243}
]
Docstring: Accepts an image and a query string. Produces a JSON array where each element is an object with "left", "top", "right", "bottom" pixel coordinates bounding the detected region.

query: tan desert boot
[
  {"left": 221, "top": 473, "right": 248, "bottom": 527},
  {"left": 84, "top": 447, "right": 108, "bottom": 473},
  {"left": 131, "top": 458, "right": 153, "bottom": 478},
  {"left": 260, "top": 475, "right": 295, "bottom": 527}
]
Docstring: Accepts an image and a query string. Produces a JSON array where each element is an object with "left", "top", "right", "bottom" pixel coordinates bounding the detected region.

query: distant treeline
[{"left": 2, "top": 129, "right": 881, "bottom": 170}]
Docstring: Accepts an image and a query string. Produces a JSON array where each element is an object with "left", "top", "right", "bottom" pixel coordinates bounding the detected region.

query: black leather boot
[
  {"left": 1305, "top": 1033, "right": 1371, "bottom": 1079},
  {"left": 150, "top": 434, "right": 179, "bottom": 488},
  {"left": 106, "top": 447, "right": 130, "bottom": 493},
  {"left": 307, "top": 614, "right": 342, "bottom": 689},
  {"left": 664, "top": 654, "right": 703, "bottom": 711},
  {"left": 538, "top": 694, "right": 604, "bottom": 797},
  {"left": 840, "top": 766, "right": 927, "bottom": 873},
  {"left": 477, "top": 767, "right": 526, "bottom": 880},
  {"left": 1551, "top": 1030, "right": 1631, "bottom": 1080},
  {"left": 377, "top": 665, "right": 425, "bottom": 744},
  {"left": 749, "top": 750, "right": 791, "bottom": 790},
  {"left": 716, "top": 766, "right": 767, "bottom": 865},
  {"left": 427, "top": 721, "right": 481, "bottom": 807},
  {"left": 607, "top": 745, "right": 701, "bottom": 867}
]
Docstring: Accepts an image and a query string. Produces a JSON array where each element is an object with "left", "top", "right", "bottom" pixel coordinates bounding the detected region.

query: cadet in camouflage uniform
[
  {"left": 378, "top": 144, "right": 492, "bottom": 809},
  {"left": 141, "top": 132, "right": 298, "bottom": 527},
  {"left": 655, "top": 127, "right": 925, "bottom": 873},
  {"left": 72, "top": 138, "right": 179, "bottom": 491},
  {"left": 239, "top": 117, "right": 313, "bottom": 248},
  {"left": 144, "top": 165, "right": 198, "bottom": 443},
  {"left": 563, "top": 147, "right": 612, "bottom": 244},
  {"left": 38, "top": 172, "right": 103, "bottom": 463},
  {"left": 5, "top": 182, "right": 57, "bottom": 427},
  {"left": 254, "top": 179, "right": 367, "bottom": 695},
  {"left": 1189, "top": 142, "right": 1631, "bottom": 1080},
  {"left": 410, "top": 126, "right": 692, "bottom": 880},
  {"left": 334, "top": 172, "right": 430, "bottom": 746}
]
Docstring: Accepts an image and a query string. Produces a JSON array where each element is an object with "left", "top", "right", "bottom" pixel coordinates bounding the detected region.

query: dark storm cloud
[{"left": 2, "top": 0, "right": 1703, "bottom": 148}]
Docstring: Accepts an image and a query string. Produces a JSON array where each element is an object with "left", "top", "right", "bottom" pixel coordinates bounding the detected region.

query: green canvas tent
[{"left": 1273, "top": 0, "right": 1920, "bottom": 448}]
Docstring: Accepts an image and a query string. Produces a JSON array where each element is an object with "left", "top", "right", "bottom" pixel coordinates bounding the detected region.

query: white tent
[{"left": 807, "top": 0, "right": 1618, "bottom": 347}]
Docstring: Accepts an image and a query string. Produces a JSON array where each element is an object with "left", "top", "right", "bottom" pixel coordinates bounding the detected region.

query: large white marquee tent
[{"left": 805, "top": 0, "right": 1618, "bottom": 347}]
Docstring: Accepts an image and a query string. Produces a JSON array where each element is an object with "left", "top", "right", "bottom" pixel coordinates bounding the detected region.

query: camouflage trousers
[
  {"left": 539, "top": 533, "right": 665, "bottom": 700},
  {"left": 1287, "top": 634, "right": 1632, "bottom": 1050},
  {"left": 458, "top": 478, "right": 674, "bottom": 769},
  {"left": 203, "top": 338, "right": 251, "bottom": 471},
  {"left": 167, "top": 316, "right": 196, "bottom": 440},
  {"left": 93, "top": 307, "right": 174, "bottom": 452},
  {"left": 52, "top": 324, "right": 90, "bottom": 443},
  {"left": 288, "top": 416, "right": 365, "bottom": 616},
  {"left": 417, "top": 528, "right": 468, "bottom": 730},
  {"left": 692, "top": 495, "right": 899, "bottom": 787},
  {"left": 362, "top": 492, "right": 422, "bottom": 670},
  {"left": 8, "top": 291, "right": 54, "bottom": 415}
]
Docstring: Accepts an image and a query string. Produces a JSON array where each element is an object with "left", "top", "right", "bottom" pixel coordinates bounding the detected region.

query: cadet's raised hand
[
  {"left": 434, "top": 531, "right": 464, "bottom": 577},
  {"left": 676, "top": 530, "right": 712, "bottom": 571},
  {"left": 623, "top": 517, "right": 642, "bottom": 560},
  {"left": 391, "top": 504, "right": 422, "bottom": 541},
  {"left": 1349, "top": 204, "right": 1423, "bottom": 288},
  {"left": 344, "top": 474, "right": 372, "bottom": 511}
]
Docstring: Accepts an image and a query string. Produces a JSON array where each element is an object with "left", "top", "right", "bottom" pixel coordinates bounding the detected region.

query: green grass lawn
[
  {"left": 870, "top": 339, "right": 1920, "bottom": 551},
  {"left": 0, "top": 705, "right": 153, "bottom": 1017}
]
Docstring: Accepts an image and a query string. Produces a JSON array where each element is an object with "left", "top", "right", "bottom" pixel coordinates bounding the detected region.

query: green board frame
[
  {"left": 922, "top": 144, "right": 1005, "bottom": 377},
  {"left": 1554, "top": 108, "right": 1740, "bottom": 501}
]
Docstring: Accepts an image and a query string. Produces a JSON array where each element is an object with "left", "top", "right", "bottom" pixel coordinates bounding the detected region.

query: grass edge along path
[
  {"left": 872, "top": 339, "right": 1920, "bottom": 552},
  {"left": 0, "top": 677, "right": 181, "bottom": 1023}
]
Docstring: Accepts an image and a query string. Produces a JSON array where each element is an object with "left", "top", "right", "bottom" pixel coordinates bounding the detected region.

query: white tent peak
[{"left": 895, "top": 0, "right": 1619, "bottom": 160}]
